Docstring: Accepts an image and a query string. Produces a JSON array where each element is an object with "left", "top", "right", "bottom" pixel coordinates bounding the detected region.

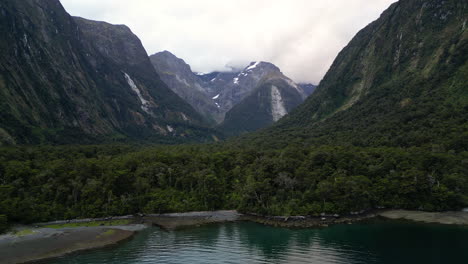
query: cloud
[{"left": 60, "top": 0, "right": 396, "bottom": 84}]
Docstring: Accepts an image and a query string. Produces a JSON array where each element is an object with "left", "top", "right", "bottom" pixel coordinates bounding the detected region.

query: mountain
[
  {"left": 298, "top": 83, "right": 317, "bottom": 96},
  {"left": 207, "top": 62, "right": 308, "bottom": 117},
  {"left": 149, "top": 51, "right": 222, "bottom": 124},
  {"left": 0, "top": 0, "right": 216, "bottom": 145},
  {"left": 246, "top": 0, "right": 467, "bottom": 150},
  {"left": 150, "top": 53, "right": 308, "bottom": 135},
  {"left": 1, "top": 0, "right": 467, "bottom": 229},
  {"left": 198, "top": 71, "right": 240, "bottom": 99},
  {"left": 215, "top": 62, "right": 308, "bottom": 135},
  {"left": 219, "top": 77, "right": 305, "bottom": 136}
]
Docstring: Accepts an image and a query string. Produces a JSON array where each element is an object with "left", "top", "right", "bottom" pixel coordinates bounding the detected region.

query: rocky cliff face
[
  {"left": 150, "top": 52, "right": 309, "bottom": 135},
  {"left": 207, "top": 61, "right": 308, "bottom": 118},
  {"left": 219, "top": 78, "right": 305, "bottom": 136},
  {"left": 0, "top": 0, "right": 215, "bottom": 145},
  {"left": 213, "top": 62, "right": 308, "bottom": 135},
  {"left": 249, "top": 0, "right": 468, "bottom": 148},
  {"left": 149, "top": 51, "right": 222, "bottom": 124}
]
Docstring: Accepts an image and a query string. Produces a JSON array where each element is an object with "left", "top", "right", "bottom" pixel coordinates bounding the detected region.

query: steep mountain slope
[
  {"left": 196, "top": 71, "right": 240, "bottom": 99},
  {"left": 219, "top": 78, "right": 305, "bottom": 136},
  {"left": 246, "top": 0, "right": 467, "bottom": 149},
  {"left": 209, "top": 62, "right": 308, "bottom": 117},
  {"left": 150, "top": 53, "right": 308, "bottom": 134},
  {"left": 149, "top": 51, "right": 222, "bottom": 124},
  {"left": 0, "top": 0, "right": 214, "bottom": 145},
  {"left": 299, "top": 83, "right": 317, "bottom": 96}
]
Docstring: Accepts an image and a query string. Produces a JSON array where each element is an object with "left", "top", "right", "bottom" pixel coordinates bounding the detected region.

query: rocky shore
[
  {"left": 145, "top": 210, "right": 241, "bottom": 230},
  {"left": 0, "top": 226, "right": 140, "bottom": 264},
  {"left": 378, "top": 210, "right": 468, "bottom": 225},
  {"left": 240, "top": 212, "right": 378, "bottom": 228},
  {"left": 1, "top": 209, "right": 467, "bottom": 263},
  {"left": 0, "top": 211, "right": 241, "bottom": 264}
]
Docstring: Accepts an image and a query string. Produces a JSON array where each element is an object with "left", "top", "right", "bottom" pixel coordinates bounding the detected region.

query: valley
[{"left": 0, "top": 0, "right": 466, "bottom": 263}]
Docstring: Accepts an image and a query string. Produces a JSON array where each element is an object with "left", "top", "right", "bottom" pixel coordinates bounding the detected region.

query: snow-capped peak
[{"left": 246, "top": 61, "right": 261, "bottom": 71}]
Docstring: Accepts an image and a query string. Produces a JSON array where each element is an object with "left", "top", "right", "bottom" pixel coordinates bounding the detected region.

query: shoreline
[
  {"left": 0, "top": 227, "right": 139, "bottom": 264},
  {"left": 240, "top": 211, "right": 378, "bottom": 228},
  {"left": 144, "top": 210, "right": 242, "bottom": 230},
  {"left": 1, "top": 209, "right": 466, "bottom": 263},
  {"left": 242, "top": 209, "right": 468, "bottom": 228},
  {"left": 377, "top": 210, "right": 468, "bottom": 225}
]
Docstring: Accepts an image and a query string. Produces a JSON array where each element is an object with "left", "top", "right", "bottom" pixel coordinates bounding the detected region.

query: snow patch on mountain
[
  {"left": 123, "top": 72, "right": 151, "bottom": 114},
  {"left": 212, "top": 94, "right": 220, "bottom": 100},
  {"left": 246, "top": 61, "right": 261, "bottom": 71},
  {"left": 271, "top": 85, "right": 287, "bottom": 122}
]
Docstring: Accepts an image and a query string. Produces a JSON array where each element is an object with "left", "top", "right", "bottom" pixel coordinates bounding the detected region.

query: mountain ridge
[
  {"left": 150, "top": 51, "right": 310, "bottom": 135},
  {"left": 243, "top": 0, "right": 467, "bottom": 149},
  {"left": 0, "top": 0, "right": 217, "bottom": 145}
]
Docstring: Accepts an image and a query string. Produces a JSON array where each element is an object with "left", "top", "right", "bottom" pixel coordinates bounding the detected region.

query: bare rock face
[
  {"left": 0, "top": 0, "right": 216, "bottom": 144},
  {"left": 150, "top": 51, "right": 310, "bottom": 136},
  {"left": 206, "top": 61, "right": 308, "bottom": 117},
  {"left": 219, "top": 78, "right": 305, "bottom": 136},
  {"left": 150, "top": 51, "right": 223, "bottom": 124}
]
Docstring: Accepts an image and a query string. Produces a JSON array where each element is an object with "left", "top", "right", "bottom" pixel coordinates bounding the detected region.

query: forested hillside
[
  {"left": 0, "top": 0, "right": 216, "bottom": 145},
  {"left": 0, "top": 0, "right": 467, "bottom": 228},
  {"left": 244, "top": 0, "right": 467, "bottom": 150}
]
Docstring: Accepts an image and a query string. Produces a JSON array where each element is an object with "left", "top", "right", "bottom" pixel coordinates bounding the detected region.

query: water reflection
[{"left": 47, "top": 220, "right": 468, "bottom": 264}]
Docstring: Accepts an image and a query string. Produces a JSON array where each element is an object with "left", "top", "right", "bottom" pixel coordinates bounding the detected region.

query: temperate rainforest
[{"left": 0, "top": 0, "right": 467, "bottom": 263}]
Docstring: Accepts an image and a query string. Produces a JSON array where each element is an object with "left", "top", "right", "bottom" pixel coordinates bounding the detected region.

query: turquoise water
[{"left": 47, "top": 220, "right": 468, "bottom": 264}]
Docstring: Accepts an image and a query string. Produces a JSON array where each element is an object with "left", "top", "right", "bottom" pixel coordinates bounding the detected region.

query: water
[{"left": 47, "top": 220, "right": 468, "bottom": 264}]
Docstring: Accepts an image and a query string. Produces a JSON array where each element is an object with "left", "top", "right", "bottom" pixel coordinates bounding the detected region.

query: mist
[{"left": 60, "top": 0, "right": 396, "bottom": 84}]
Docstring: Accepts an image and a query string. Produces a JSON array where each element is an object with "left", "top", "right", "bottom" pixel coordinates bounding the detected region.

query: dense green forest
[
  {"left": 0, "top": 144, "right": 466, "bottom": 226},
  {"left": 0, "top": 0, "right": 467, "bottom": 231}
]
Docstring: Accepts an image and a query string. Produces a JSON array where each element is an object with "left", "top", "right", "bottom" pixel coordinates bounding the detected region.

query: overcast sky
[{"left": 60, "top": 0, "right": 396, "bottom": 84}]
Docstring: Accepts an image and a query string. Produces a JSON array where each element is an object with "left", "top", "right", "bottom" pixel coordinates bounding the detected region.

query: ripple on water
[{"left": 47, "top": 221, "right": 468, "bottom": 264}]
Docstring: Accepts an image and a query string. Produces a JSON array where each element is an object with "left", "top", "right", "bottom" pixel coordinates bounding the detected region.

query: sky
[{"left": 60, "top": 0, "right": 396, "bottom": 84}]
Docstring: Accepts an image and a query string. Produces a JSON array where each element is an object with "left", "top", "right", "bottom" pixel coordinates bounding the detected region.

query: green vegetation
[
  {"left": 0, "top": 0, "right": 218, "bottom": 146},
  {"left": 243, "top": 0, "right": 468, "bottom": 151},
  {"left": 14, "top": 229, "right": 35, "bottom": 237},
  {"left": 102, "top": 229, "right": 116, "bottom": 236},
  {"left": 0, "top": 0, "right": 466, "bottom": 230},
  {"left": 0, "top": 214, "right": 7, "bottom": 233},
  {"left": 42, "top": 219, "right": 131, "bottom": 229},
  {"left": 0, "top": 144, "right": 466, "bottom": 225}
]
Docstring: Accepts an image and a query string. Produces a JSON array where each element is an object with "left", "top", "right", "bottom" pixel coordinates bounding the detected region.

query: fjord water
[{"left": 48, "top": 221, "right": 468, "bottom": 264}]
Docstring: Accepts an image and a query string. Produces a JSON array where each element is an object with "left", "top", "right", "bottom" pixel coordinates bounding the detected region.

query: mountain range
[
  {"left": 0, "top": 0, "right": 218, "bottom": 145},
  {"left": 0, "top": 0, "right": 465, "bottom": 148},
  {"left": 150, "top": 51, "right": 313, "bottom": 135},
  {"left": 245, "top": 0, "right": 467, "bottom": 150},
  {"left": 0, "top": 0, "right": 467, "bottom": 230}
]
